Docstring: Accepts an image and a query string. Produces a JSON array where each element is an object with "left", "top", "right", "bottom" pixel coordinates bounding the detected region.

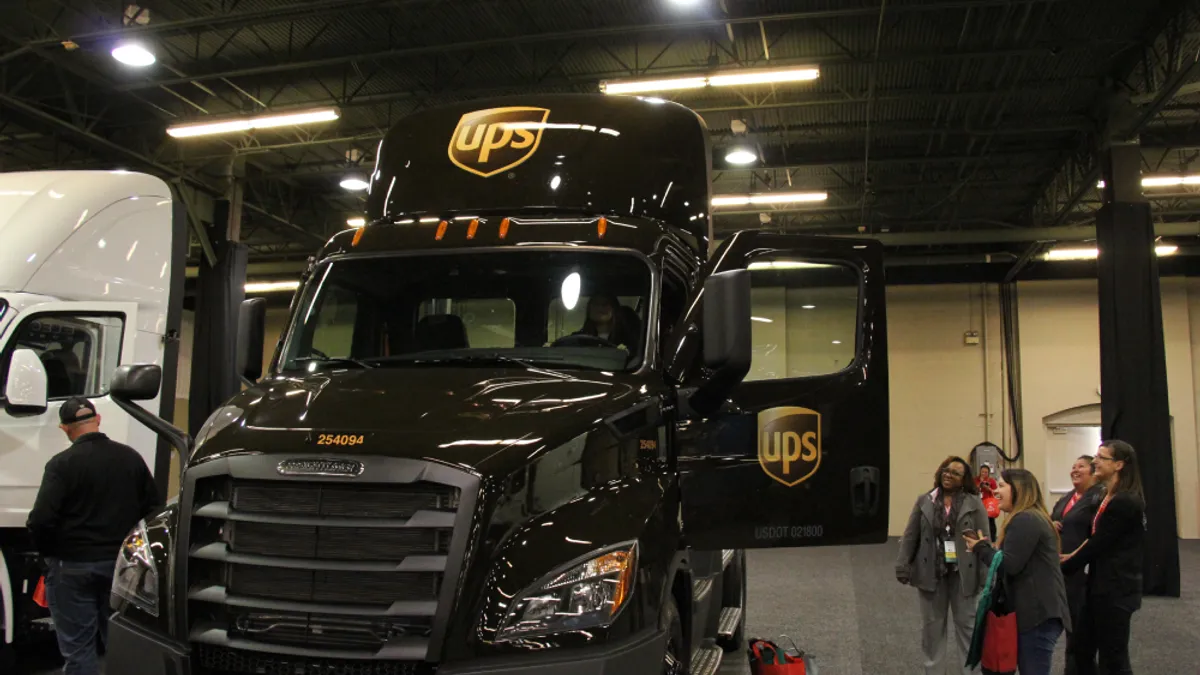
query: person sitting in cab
[{"left": 576, "top": 294, "right": 640, "bottom": 351}]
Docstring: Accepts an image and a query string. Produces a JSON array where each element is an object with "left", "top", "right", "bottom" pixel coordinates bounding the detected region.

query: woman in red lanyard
[
  {"left": 1060, "top": 440, "right": 1145, "bottom": 675},
  {"left": 1050, "top": 456, "right": 1104, "bottom": 675}
]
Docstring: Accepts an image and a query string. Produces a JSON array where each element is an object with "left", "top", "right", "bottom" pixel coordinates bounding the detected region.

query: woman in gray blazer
[
  {"left": 965, "top": 468, "right": 1071, "bottom": 675},
  {"left": 896, "top": 456, "right": 991, "bottom": 675}
]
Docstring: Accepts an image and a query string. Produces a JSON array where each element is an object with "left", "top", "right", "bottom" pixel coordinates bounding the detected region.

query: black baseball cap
[{"left": 59, "top": 397, "right": 97, "bottom": 425}]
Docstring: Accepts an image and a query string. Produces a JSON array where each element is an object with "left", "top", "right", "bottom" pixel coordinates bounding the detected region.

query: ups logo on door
[
  {"left": 758, "top": 407, "right": 821, "bottom": 487},
  {"left": 448, "top": 106, "right": 550, "bottom": 177}
]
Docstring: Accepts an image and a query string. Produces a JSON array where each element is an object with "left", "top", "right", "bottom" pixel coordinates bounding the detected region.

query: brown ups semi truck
[{"left": 104, "top": 94, "right": 889, "bottom": 675}]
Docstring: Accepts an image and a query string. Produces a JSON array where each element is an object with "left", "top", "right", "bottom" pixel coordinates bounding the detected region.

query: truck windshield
[{"left": 280, "top": 250, "right": 652, "bottom": 373}]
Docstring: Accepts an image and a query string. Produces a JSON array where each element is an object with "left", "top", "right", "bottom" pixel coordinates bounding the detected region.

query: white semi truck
[{"left": 0, "top": 170, "right": 186, "bottom": 665}]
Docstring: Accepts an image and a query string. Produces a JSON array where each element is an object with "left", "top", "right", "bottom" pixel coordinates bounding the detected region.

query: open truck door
[{"left": 676, "top": 232, "right": 888, "bottom": 551}]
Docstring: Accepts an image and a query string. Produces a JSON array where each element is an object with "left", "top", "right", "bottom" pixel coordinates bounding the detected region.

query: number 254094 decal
[{"left": 316, "top": 434, "right": 366, "bottom": 446}]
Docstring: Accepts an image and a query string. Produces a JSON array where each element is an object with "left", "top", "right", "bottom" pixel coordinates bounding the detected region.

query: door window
[
  {"left": 308, "top": 285, "right": 358, "bottom": 359},
  {"left": 2, "top": 314, "right": 126, "bottom": 398},
  {"left": 746, "top": 259, "right": 860, "bottom": 381}
]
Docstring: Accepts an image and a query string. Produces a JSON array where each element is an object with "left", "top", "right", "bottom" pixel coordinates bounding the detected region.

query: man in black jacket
[{"left": 27, "top": 397, "right": 163, "bottom": 675}]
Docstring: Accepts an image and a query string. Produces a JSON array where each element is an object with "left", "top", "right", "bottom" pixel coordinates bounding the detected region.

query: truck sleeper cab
[
  {"left": 0, "top": 171, "right": 185, "bottom": 668},
  {"left": 104, "top": 95, "right": 889, "bottom": 675}
]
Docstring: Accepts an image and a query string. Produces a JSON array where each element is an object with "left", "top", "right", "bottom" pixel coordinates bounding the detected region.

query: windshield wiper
[{"left": 293, "top": 356, "right": 376, "bottom": 369}]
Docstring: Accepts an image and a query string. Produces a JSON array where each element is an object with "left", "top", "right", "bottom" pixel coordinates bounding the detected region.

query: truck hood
[{"left": 191, "top": 366, "right": 650, "bottom": 476}]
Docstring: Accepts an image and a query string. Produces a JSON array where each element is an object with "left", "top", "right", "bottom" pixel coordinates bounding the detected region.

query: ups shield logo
[
  {"left": 448, "top": 107, "right": 550, "bottom": 177},
  {"left": 758, "top": 407, "right": 821, "bottom": 487}
]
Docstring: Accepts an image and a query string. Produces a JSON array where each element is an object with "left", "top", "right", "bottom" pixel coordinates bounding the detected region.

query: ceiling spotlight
[
  {"left": 725, "top": 148, "right": 757, "bottom": 165},
  {"left": 111, "top": 42, "right": 156, "bottom": 67},
  {"left": 347, "top": 217, "right": 366, "bottom": 227},
  {"left": 340, "top": 175, "right": 369, "bottom": 191}
]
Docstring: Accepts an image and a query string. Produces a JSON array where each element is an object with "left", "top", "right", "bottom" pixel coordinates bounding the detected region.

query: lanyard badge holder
[{"left": 944, "top": 523, "right": 958, "bottom": 564}]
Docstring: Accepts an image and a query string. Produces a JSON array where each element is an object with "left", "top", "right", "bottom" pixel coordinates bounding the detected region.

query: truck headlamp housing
[
  {"left": 497, "top": 543, "right": 637, "bottom": 641},
  {"left": 112, "top": 520, "right": 159, "bottom": 617}
]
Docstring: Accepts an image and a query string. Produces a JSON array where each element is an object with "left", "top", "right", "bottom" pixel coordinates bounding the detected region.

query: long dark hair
[
  {"left": 1100, "top": 440, "right": 1144, "bottom": 499},
  {"left": 934, "top": 455, "right": 978, "bottom": 495}
]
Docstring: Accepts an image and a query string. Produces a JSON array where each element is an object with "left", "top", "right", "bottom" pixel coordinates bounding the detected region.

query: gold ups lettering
[
  {"left": 448, "top": 107, "right": 550, "bottom": 177},
  {"left": 758, "top": 407, "right": 821, "bottom": 487}
]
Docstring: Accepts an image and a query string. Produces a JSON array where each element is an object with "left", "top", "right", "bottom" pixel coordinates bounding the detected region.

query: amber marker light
[
  {"left": 435, "top": 220, "right": 448, "bottom": 240},
  {"left": 467, "top": 219, "right": 480, "bottom": 239},
  {"left": 499, "top": 218, "right": 511, "bottom": 239},
  {"left": 597, "top": 217, "right": 608, "bottom": 238}
]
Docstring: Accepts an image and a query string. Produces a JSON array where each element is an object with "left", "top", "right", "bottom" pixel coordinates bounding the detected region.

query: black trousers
[{"left": 1073, "top": 598, "right": 1134, "bottom": 675}]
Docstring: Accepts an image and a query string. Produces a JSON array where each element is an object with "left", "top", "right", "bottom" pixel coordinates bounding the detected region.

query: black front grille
[
  {"left": 232, "top": 482, "right": 457, "bottom": 518},
  {"left": 187, "top": 473, "right": 464, "bottom": 658},
  {"left": 195, "top": 645, "right": 432, "bottom": 675},
  {"left": 231, "top": 522, "right": 449, "bottom": 561},
  {"left": 228, "top": 565, "right": 439, "bottom": 606}
]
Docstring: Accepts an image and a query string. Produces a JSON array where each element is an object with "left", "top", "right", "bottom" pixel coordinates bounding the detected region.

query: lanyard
[
  {"left": 1062, "top": 491, "right": 1081, "bottom": 517},
  {"left": 1092, "top": 494, "right": 1113, "bottom": 535}
]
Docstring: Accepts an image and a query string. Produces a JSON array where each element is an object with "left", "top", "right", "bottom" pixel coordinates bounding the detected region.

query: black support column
[
  {"left": 1096, "top": 140, "right": 1180, "bottom": 597},
  {"left": 187, "top": 171, "right": 249, "bottom": 438}
]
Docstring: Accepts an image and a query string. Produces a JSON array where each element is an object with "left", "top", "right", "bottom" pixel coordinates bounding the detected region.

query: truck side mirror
[
  {"left": 690, "top": 269, "right": 752, "bottom": 415},
  {"left": 111, "top": 363, "right": 163, "bottom": 401},
  {"left": 4, "top": 349, "right": 49, "bottom": 416},
  {"left": 237, "top": 298, "right": 267, "bottom": 383},
  {"left": 111, "top": 364, "right": 194, "bottom": 458}
]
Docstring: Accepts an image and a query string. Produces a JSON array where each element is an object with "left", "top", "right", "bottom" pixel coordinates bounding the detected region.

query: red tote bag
[
  {"left": 748, "top": 639, "right": 807, "bottom": 675},
  {"left": 980, "top": 610, "right": 1018, "bottom": 675}
]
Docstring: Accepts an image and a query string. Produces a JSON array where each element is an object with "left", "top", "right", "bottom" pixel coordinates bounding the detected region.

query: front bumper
[{"left": 107, "top": 615, "right": 666, "bottom": 675}]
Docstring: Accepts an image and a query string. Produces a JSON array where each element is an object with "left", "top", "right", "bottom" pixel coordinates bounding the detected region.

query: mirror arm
[
  {"left": 111, "top": 395, "right": 193, "bottom": 456},
  {"left": 111, "top": 396, "right": 192, "bottom": 492}
]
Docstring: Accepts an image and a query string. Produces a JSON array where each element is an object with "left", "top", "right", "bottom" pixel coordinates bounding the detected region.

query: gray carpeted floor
[
  {"left": 717, "top": 539, "right": 1200, "bottom": 675},
  {"left": 17, "top": 540, "right": 1197, "bottom": 674}
]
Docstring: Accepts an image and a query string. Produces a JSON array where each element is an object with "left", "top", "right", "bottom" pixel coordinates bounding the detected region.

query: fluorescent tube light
[
  {"left": 1044, "top": 245, "right": 1179, "bottom": 261},
  {"left": 112, "top": 42, "right": 156, "bottom": 67},
  {"left": 601, "top": 65, "right": 819, "bottom": 95},
  {"left": 347, "top": 217, "right": 366, "bottom": 227},
  {"left": 1097, "top": 175, "right": 1200, "bottom": 189},
  {"left": 708, "top": 67, "right": 820, "bottom": 87},
  {"left": 600, "top": 77, "right": 708, "bottom": 95},
  {"left": 712, "top": 192, "right": 828, "bottom": 207},
  {"left": 167, "top": 108, "right": 339, "bottom": 138},
  {"left": 245, "top": 280, "right": 300, "bottom": 293}
]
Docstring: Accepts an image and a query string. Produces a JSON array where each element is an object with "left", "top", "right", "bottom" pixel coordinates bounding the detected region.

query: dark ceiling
[{"left": 3, "top": 0, "right": 1200, "bottom": 278}]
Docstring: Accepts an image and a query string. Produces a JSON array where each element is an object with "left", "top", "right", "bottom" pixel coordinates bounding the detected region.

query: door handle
[{"left": 850, "top": 466, "right": 880, "bottom": 517}]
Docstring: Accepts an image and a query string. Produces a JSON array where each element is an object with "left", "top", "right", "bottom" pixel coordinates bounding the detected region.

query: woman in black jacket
[
  {"left": 964, "top": 469, "right": 1071, "bottom": 675},
  {"left": 1050, "top": 455, "right": 1104, "bottom": 675},
  {"left": 1061, "top": 440, "right": 1146, "bottom": 675}
]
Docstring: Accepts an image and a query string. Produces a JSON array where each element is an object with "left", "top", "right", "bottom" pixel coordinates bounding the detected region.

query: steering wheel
[{"left": 551, "top": 333, "right": 616, "bottom": 348}]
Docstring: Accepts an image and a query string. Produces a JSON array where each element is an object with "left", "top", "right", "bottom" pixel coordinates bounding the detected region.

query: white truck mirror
[{"left": 4, "top": 349, "right": 49, "bottom": 416}]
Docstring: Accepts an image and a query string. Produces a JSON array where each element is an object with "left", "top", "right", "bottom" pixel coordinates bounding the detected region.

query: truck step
[
  {"left": 689, "top": 644, "right": 724, "bottom": 675},
  {"left": 692, "top": 578, "right": 714, "bottom": 603},
  {"left": 717, "top": 606, "right": 742, "bottom": 639}
]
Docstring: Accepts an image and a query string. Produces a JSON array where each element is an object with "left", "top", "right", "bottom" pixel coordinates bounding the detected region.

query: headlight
[
  {"left": 497, "top": 543, "right": 637, "bottom": 641},
  {"left": 112, "top": 520, "right": 159, "bottom": 617}
]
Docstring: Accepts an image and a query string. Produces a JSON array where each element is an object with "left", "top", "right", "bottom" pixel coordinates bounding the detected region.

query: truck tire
[{"left": 661, "top": 595, "right": 686, "bottom": 675}]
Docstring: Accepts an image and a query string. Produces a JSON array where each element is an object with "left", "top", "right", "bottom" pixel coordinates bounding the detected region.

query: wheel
[{"left": 661, "top": 595, "right": 687, "bottom": 675}]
